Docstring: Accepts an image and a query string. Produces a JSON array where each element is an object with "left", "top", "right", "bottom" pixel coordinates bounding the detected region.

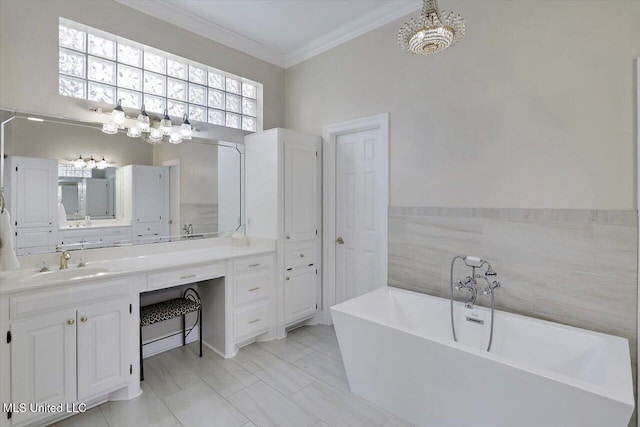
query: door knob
[{"left": 336, "top": 237, "right": 344, "bottom": 244}]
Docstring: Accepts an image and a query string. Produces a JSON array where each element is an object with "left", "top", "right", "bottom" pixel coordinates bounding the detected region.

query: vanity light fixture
[
  {"left": 85, "top": 156, "right": 97, "bottom": 169},
  {"left": 97, "top": 157, "right": 108, "bottom": 170},
  {"left": 147, "top": 127, "right": 163, "bottom": 145},
  {"left": 398, "top": 0, "right": 465, "bottom": 55},
  {"left": 27, "top": 117, "right": 44, "bottom": 122},
  {"left": 169, "top": 127, "right": 182, "bottom": 144},
  {"left": 180, "top": 114, "right": 192, "bottom": 140},
  {"left": 110, "top": 99, "right": 126, "bottom": 128},
  {"left": 101, "top": 122, "right": 118, "bottom": 135},
  {"left": 126, "top": 125, "right": 142, "bottom": 138},
  {"left": 73, "top": 155, "right": 85, "bottom": 169},
  {"left": 136, "top": 105, "right": 150, "bottom": 133},
  {"left": 160, "top": 109, "right": 172, "bottom": 136}
]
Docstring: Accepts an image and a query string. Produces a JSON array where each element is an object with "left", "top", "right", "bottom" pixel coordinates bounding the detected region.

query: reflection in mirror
[{"left": 0, "top": 109, "right": 243, "bottom": 254}]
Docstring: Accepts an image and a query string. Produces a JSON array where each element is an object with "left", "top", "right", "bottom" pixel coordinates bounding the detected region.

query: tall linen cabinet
[{"left": 245, "top": 128, "right": 322, "bottom": 336}]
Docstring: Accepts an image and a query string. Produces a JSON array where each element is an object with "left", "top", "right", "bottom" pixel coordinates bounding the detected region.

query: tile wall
[{"left": 388, "top": 206, "right": 638, "bottom": 424}]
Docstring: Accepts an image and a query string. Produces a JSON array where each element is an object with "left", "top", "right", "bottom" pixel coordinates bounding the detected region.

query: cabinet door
[
  {"left": 284, "top": 141, "right": 318, "bottom": 242},
  {"left": 10, "top": 310, "right": 77, "bottom": 425},
  {"left": 133, "top": 166, "right": 165, "bottom": 224},
  {"left": 13, "top": 157, "right": 58, "bottom": 228},
  {"left": 16, "top": 226, "right": 57, "bottom": 255},
  {"left": 77, "top": 300, "right": 129, "bottom": 400},
  {"left": 284, "top": 265, "right": 318, "bottom": 325}
]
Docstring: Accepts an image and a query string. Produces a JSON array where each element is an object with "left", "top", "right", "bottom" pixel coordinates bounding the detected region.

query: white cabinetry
[
  {"left": 117, "top": 165, "right": 169, "bottom": 243},
  {"left": 5, "top": 156, "right": 58, "bottom": 254},
  {"left": 245, "top": 129, "right": 321, "bottom": 332},
  {"left": 6, "top": 279, "right": 133, "bottom": 425},
  {"left": 10, "top": 310, "right": 76, "bottom": 425}
]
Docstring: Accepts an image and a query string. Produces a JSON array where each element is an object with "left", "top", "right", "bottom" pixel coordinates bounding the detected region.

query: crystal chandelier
[{"left": 398, "top": 0, "right": 465, "bottom": 55}]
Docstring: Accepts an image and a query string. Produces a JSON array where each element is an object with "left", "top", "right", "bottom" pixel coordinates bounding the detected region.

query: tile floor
[{"left": 50, "top": 325, "right": 413, "bottom": 427}]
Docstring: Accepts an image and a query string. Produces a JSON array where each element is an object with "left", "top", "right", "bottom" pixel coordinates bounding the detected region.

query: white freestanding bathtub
[{"left": 330, "top": 287, "right": 634, "bottom": 427}]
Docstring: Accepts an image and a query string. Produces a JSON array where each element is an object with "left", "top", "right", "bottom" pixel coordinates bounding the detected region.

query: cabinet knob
[
  {"left": 80, "top": 316, "right": 88, "bottom": 323},
  {"left": 336, "top": 237, "right": 345, "bottom": 244},
  {"left": 299, "top": 254, "right": 305, "bottom": 258},
  {"left": 286, "top": 277, "right": 290, "bottom": 281},
  {"left": 285, "top": 235, "right": 290, "bottom": 240},
  {"left": 67, "top": 319, "right": 75, "bottom": 325}
]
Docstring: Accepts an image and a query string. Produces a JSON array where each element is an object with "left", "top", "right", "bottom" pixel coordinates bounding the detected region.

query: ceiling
[{"left": 115, "top": 0, "right": 422, "bottom": 68}]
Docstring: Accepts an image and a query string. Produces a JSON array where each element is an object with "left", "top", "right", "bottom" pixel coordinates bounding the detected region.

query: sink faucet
[{"left": 59, "top": 250, "right": 71, "bottom": 270}]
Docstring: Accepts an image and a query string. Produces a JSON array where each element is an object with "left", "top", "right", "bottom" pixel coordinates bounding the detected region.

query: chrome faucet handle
[
  {"left": 77, "top": 257, "right": 86, "bottom": 268},
  {"left": 38, "top": 261, "right": 49, "bottom": 272},
  {"left": 454, "top": 280, "right": 464, "bottom": 291}
]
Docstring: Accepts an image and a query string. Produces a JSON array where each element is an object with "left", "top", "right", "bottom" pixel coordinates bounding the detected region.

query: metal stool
[{"left": 140, "top": 288, "right": 202, "bottom": 381}]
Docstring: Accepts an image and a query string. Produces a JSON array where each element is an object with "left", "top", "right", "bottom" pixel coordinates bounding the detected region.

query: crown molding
[
  {"left": 114, "top": 0, "right": 422, "bottom": 69},
  {"left": 284, "top": 1, "right": 421, "bottom": 68},
  {"left": 114, "top": 0, "right": 287, "bottom": 68}
]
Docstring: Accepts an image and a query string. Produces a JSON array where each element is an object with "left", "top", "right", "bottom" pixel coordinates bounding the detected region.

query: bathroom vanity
[
  {"left": 0, "top": 238, "right": 276, "bottom": 427},
  {"left": 0, "top": 111, "right": 323, "bottom": 426}
]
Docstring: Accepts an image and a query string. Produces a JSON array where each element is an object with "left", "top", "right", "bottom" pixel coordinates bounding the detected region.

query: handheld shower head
[{"left": 463, "top": 256, "right": 484, "bottom": 268}]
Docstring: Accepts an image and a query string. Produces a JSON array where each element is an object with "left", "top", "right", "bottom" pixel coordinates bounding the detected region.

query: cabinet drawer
[
  {"left": 234, "top": 255, "right": 273, "bottom": 274},
  {"left": 10, "top": 278, "right": 131, "bottom": 320},
  {"left": 134, "top": 223, "right": 163, "bottom": 236},
  {"left": 235, "top": 271, "right": 271, "bottom": 307},
  {"left": 148, "top": 263, "right": 225, "bottom": 291},
  {"left": 234, "top": 301, "right": 269, "bottom": 341},
  {"left": 102, "top": 227, "right": 133, "bottom": 245},
  {"left": 284, "top": 241, "right": 316, "bottom": 269}
]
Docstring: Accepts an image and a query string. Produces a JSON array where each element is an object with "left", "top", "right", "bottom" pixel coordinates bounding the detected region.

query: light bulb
[
  {"left": 110, "top": 99, "right": 125, "bottom": 127},
  {"left": 160, "top": 109, "right": 172, "bottom": 136},
  {"left": 97, "top": 157, "right": 108, "bottom": 170},
  {"left": 86, "top": 156, "right": 97, "bottom": 169},
  {"left": 137, "top": 105, "right": 150, "bottom": 132},
  {"left": 127, "top": 126, "right": 141, "bottom": 138},
  {"left": 74, "top": 156, "right": 85, "bottom": 169},
  {"left": 180, "top": 114, "right": 192, "bottom": 140},
  {"left": 101, "top": 122, "right": 118, "bottom": 134},
  {"left": 147, "top": 127, "right": 163, "bottom": 145},
  {"left": 169, "top": 128, "right": 182, "bottom": 144}
]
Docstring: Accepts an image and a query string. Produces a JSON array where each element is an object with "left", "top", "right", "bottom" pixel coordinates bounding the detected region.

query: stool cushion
[{"left": 140, "top": 297, "right": 201, "bottom": 326}]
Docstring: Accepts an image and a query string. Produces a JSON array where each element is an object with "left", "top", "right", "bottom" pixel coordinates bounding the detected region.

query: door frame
[
  {"left": 635, "top": 57, "right": 639, "bottom": 427},
  {"left": 322, "top": 113, "right": 389, "bottom": 324},
  {"left": 162, "top": 159, "right": 180, "bottom": 239}
]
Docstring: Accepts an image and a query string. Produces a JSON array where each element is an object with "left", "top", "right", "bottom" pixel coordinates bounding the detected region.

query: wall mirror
[{"left": 0, "top": 109, "right": 244, "bottom": 254}]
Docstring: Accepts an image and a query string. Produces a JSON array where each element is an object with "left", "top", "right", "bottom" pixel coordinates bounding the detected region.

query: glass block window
[
  {"left": 58, "top": 163, "right": 91, "bottom": 178},
  {"left": 58, "top": 18, "right": 261, "bottom": 132}
]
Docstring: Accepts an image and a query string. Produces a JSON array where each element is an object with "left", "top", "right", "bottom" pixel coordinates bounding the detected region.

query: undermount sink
[{"left": 21, "top": 267, "right": 111, "bottom": 285}]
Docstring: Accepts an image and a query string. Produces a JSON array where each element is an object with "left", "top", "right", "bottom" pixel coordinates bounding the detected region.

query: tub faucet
[{"left": 453, "top": 256, "right": 500, "bottom": 309}]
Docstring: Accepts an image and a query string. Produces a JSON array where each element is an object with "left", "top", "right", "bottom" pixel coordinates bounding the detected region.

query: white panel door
[
  {"left": 10, "top": 310, "right": 77, "bottom": 425},
  {"left": 284, "top": 265, "right": 318, "bottom": 325},
  {"left": 77, "top": 300, "right": 129, "bottom": 400},
  {"left": 335, "top": 128, "right": 385, "bottom": 303},
  {"left": 133, "top": 166, "right": 164, "bottom": 224},
  {"left": 14, "top": 157, "right": 57, "bottom": 228},
  {"left": 284, "top": 140, "right": 318, "bottom": 242}
]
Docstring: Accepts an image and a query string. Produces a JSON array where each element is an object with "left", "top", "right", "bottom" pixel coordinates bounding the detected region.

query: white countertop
[{"left": 0, "top": 238, "right": 275, "bottom": 295}]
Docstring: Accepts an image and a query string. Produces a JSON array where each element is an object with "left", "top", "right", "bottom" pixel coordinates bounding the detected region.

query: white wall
[
  {"left": 285, "top": 0, "right": 640, "bottom": 210},
  {"left": 0, "top": 0, "right": 285, "bottom": 142},
  {"left": 153, "top": 142, "right": 220, "bottom": 204}
]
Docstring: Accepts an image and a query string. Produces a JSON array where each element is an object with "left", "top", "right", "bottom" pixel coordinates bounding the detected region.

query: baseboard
[{"left": 142, "top": 328, "right": 199, "bottom": 358}]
